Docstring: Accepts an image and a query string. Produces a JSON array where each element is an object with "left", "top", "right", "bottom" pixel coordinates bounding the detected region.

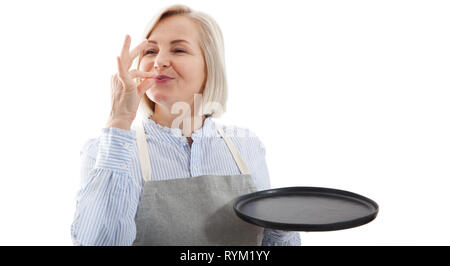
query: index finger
[{"left": 129, "top": 39, "right": 152, "bottom": 60}]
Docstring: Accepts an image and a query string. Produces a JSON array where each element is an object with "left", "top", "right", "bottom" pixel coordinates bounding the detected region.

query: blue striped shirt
[{"left": 71, "top": 115, "right": 301, "bottom": 246}]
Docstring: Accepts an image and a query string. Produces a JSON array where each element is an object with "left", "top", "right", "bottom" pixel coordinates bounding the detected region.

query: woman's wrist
[{"left": 105, "top": 116, "right": 133, "bottom": 131}]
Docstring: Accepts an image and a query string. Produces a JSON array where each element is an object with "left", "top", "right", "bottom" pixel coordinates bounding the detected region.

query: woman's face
[{"left": 139, "top": 15, "right": 206, "bottom": 110}]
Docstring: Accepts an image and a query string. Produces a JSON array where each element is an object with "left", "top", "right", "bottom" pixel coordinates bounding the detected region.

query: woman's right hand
[{"left": 106, "top": 34, "right": 155, "bottom": 130}]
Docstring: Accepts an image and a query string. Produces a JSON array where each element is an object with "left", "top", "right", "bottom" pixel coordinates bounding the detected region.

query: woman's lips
[
  {"left": 155, "top": 74, "right": 174, "bottom": 80},
  {"left": 153, "top": 74, "right": 174, "bottom": 84},
  {"left": 155, "top": 77, "right": 173, "bottom": 83}
]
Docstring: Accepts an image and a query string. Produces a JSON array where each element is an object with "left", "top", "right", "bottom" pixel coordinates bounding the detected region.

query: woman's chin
[{"left": 147, "top": 90, "right": 172, "bottom": 105}]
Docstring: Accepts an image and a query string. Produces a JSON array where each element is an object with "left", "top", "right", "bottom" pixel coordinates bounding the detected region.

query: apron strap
[
  {"left": 135, "top": 117, "right": 251, "bottom": 182},
  {"left": 136, "top": 118, "right": 152, "bottom": 182},
  {"left": 215, "top": 123, "right": 250, "bottom": 175}
]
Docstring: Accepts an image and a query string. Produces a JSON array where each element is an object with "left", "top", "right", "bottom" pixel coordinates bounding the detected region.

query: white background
[{"left": 0, "top": 0, "right": 448, "bottom": 245}]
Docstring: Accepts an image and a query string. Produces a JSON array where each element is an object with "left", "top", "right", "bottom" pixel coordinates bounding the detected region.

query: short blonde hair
[{"left": 132, "top": 4, "right": 228, "bottom": 120}]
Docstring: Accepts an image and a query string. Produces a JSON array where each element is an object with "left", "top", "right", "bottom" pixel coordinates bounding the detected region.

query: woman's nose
[{"left": 153, "top": 53, "right": 171, "bottom": 69}]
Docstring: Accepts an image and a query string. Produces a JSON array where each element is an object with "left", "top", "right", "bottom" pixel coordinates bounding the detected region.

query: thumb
[{"left": 137, "top": 77, "right": 154, "bottom": 97}]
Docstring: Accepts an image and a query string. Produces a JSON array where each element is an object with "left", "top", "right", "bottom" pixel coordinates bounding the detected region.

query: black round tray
[{"left": 233, "top": 186, "right": 379, "bottom": 232}]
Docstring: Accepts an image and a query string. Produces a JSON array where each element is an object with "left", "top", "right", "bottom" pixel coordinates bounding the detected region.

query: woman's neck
[{"left": 151, "top": 104, "right": 206, "bottom": 138}]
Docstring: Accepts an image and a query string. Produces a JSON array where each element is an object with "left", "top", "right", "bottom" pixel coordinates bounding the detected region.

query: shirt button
[
  {"left": 121, "top": 163, "right": 127, "bottom": 168},
  {"left": 123, "top": 143, "right": 129, "bottom": 148}
]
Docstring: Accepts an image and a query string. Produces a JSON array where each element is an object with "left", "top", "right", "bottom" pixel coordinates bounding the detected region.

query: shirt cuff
[
  {"left": 263, "top": 229, "right": 302, "bottom": 246},
  {"left": 264, "top": 229, "right": 298, "bottom": 241},
  {"left": 94, "top": 127, "right": 137, "bottom": 172}
]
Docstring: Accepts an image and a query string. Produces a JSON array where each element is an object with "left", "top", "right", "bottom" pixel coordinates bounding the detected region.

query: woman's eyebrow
[{"left": 147, "top": 39, "right": 191, "bottom": 45}]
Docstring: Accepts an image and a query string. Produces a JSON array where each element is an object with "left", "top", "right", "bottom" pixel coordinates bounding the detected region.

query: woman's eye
[{"left": 144, "top": 49, "right": 185, "bottom": 55}]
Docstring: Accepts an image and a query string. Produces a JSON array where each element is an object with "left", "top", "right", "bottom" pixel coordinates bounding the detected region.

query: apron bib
[{"left": 132, "top": 118, "right": 264, "bottom": 246}]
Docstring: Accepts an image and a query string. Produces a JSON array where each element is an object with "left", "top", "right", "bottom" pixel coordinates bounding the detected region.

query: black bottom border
[{"left": 0, "top": 246, "right": 447, "bottom": 264}]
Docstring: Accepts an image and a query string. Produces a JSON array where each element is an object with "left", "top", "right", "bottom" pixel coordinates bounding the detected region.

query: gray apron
[{"left": 132, "top": 118, "right": 264, "bottom": 246}]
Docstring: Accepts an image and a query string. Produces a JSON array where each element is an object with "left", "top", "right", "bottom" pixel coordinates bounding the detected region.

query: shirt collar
[{"left": 143, "top": 115, "right": 220, "bottom": 143}]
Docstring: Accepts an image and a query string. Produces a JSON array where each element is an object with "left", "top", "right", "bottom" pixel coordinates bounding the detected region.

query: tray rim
[{"left": 233, "top": 186, "right": 379, "bottom": 232}]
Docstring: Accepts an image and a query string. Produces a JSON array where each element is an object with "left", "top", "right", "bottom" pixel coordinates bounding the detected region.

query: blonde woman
[{"left": 71, "top": 4, "right": 301, "bottom": 246}]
